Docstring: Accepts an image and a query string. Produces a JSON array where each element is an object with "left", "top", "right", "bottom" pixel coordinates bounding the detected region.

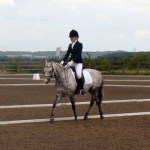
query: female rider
[{"left": 60, "top": 29, "right": 86, "bottom": 95}]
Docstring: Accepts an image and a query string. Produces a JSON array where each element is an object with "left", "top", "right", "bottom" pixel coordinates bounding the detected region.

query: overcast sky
[{"left": 0, "top": 0, "right": 150, "bottom": 52}]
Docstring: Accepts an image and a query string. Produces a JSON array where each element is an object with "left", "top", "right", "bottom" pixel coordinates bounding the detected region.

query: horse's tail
[{"left": 98, "top": 79, "right": 104, "bottom": 102}]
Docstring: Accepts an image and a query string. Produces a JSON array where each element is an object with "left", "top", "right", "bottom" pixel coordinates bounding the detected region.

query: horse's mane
[{"left": 53, "top": 62, "right": 65, "bottom": 71}]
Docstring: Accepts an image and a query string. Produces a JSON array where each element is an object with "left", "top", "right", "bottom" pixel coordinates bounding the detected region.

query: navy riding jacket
[{"left": 62, "top": 41, "right": 83, "bottom": 63}]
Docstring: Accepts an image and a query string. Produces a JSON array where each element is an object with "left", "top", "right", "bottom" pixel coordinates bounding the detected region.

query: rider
[{"left": 60, "top": 29, "right": 86, "bottom": 95}]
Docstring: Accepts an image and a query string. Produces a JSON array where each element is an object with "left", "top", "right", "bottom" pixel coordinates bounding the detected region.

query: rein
[
  {"left": 64, "top": 68, "right": 69, "bottom": 83},
  {"left": 53, "top": 63, "right": 69, "bottom": 83}
]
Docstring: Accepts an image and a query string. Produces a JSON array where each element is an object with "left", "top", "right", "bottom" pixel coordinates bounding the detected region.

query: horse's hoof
[
  {"left": 75, "top": 116, "right": 77, "bottom": 121},
  {"left": 84, "top": 116, "right": 88, "bottom": 120},
  {"left": 100, "top": 116, "right": 104, "bottom": 120},
  {"left": 84, "top": 112, "right": 88, "bottom": 120},
  {"left": 50, "top": 118, "right": 54, "bottom": 123}
]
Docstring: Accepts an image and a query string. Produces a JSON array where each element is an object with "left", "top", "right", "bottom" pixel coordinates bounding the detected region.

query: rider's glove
[
  {"left": 65, "top": 64, "right": 70, "bottom": 69},
  {"left": 60, "top": 61, "right": 64, "bottom": 65}
]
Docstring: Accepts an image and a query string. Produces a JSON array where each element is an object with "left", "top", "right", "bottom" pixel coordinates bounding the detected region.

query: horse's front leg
[
  {"left": 70, "top": 96, "right": 77, "bottom": 120},
  {"left": 50, "top": 93, "right": 61, "bottom": 123}
]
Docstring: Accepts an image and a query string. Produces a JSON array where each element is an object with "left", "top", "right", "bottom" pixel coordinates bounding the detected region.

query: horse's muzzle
[{"left": 44, "top": 77, "right": 50, "bottom": 84}]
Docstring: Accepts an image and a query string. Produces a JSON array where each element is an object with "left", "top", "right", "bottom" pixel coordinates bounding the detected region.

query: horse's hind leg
[
  {"left": 70, "top": 97, "right": 77, "bottom": 120},
  {"left": 96, "top": 97, "right": 104, "bottom": 119},
  {"left": 84, "top": 92, "right": 95, "bottom": 120},
  {"left": 96, "top": 86, "right": 104, "bottom": 119},
  {"left": 50, "top": 93, "right": 61, "bottom": 123}
]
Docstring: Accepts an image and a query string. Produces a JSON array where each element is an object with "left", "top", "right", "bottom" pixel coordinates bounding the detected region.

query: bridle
[
  {"left": 44, "top": 65, "right": 54, "bottom": 82},
  {"left": 44, "top": 62, "right": 69, "bottom": 84}
]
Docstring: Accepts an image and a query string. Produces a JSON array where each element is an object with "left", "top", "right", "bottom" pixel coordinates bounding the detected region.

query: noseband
[{"left": 45, "top": 65, "right": 54, "bottom": 82}]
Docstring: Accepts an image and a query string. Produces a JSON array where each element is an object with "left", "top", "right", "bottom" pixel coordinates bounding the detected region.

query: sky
[{"left": 0, "top": 0, "right": 150, "bottom": 52}]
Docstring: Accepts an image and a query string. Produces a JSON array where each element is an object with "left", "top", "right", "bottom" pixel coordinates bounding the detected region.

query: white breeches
[{"left": 73, "top": 63, "right": 83, "bottom": 79}]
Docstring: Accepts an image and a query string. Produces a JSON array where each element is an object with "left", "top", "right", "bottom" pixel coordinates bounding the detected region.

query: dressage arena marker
[
  {"left": 0, "top": 112, "right": 150, "bottom": 125},
  {"left": 0, "top": 99, "right": 150, "bottom": 109}
]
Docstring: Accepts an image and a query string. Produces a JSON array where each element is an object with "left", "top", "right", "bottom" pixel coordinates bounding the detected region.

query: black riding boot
[{"left": 77, "top": 78, "right": 86, "bottom": 95}]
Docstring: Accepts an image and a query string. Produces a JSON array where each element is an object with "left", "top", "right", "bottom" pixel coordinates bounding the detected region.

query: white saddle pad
[{"left": 70, "top": 69, "right": 93, "bottom": 85}]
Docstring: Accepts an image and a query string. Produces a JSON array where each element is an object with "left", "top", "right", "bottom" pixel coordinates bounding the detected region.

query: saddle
[{"left": 70, "top": 67, "right": 85, "bottom": 94}]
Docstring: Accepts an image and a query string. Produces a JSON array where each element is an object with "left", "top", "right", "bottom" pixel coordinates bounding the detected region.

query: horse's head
[{"left": 43, "top": 61, "right": 54, "bottom": 84}]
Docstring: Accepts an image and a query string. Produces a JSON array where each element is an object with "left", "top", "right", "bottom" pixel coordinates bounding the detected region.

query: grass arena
[{"left": 0, "top": 74, "right": 150, "bottom": 150}]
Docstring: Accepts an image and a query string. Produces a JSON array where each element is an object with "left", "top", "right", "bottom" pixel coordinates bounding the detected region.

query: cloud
[
  {"left": 0, "top": 0, "right": 15, "bottom": 5},
  {"left": 134, "top": 30, "right": 150, "bottom": 37},
  {"left": 70, "top": 5, "right": 81, "bottom": 15},
  {"left": 0, "top": 0, "right": 150, "bottom": 51},
  {"left": 116, "top": 34, "right": 126, "bottom": 39}
]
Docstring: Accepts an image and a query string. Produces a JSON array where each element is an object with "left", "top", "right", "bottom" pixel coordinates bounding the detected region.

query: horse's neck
[{"left": 53, "top": 63, "right": 67, "bottom": 83}]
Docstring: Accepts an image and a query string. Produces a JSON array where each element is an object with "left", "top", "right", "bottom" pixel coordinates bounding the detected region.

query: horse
[{"left": 44, "top": 61, "right": 104, "bottom": 122}]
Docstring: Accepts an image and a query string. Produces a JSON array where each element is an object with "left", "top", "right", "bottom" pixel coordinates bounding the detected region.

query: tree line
[
  {"left": 0, "top": 51, "right": 150, "bottom": 74},
  {"left": 83, "top": 52, "right": 150, "bottom": 70}
]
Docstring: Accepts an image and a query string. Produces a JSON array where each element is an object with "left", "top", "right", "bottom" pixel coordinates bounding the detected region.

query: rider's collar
[
  {"left": 72, "top": 39, "right": 77, "bottom": 45},
  {"left": 72, "top": 40, "right": 77, "bottom": 48}
]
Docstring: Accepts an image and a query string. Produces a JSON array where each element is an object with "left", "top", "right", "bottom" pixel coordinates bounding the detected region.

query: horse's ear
[{"left": 45, "top": 60, "right": 47, "bottom": 66}]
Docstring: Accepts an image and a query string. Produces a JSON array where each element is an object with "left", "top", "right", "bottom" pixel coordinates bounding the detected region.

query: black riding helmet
[{"left": 69, "top": 29, "right": 79, "bottom": 38}]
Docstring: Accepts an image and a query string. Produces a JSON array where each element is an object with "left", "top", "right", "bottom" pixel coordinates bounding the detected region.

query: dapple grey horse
[{"left": 44, "top": 61, "right": 104, "bottom": 122}]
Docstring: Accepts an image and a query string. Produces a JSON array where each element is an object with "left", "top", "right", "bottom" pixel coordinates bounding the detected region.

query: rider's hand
[
  {"left": 67, "top": 60, "right": 74, "bottom": 66},
  {"left": 65, "top": 64, "right": 70, "bottom": 69},
  {"left": 60, "top": 61, "right": 64, "bottom": 65}
]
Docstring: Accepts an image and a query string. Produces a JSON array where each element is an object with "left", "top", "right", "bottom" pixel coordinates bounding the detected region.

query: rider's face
[{"left": 70, "top": 36, "right": 77, "bottom": 42}]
